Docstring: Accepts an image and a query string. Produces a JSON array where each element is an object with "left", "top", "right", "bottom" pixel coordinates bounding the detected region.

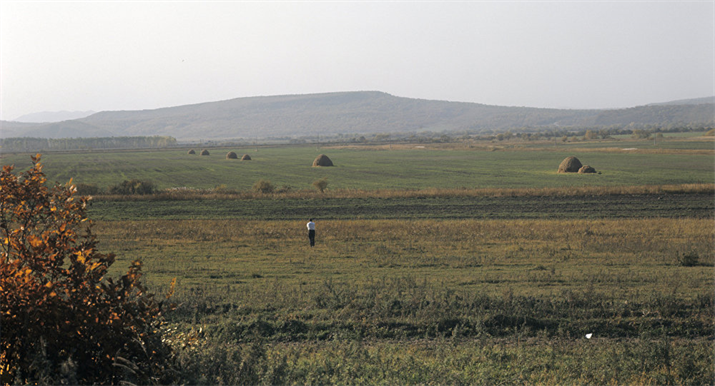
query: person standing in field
[{"left": 307, "top": 218, "right": 316, "bottom": 247}]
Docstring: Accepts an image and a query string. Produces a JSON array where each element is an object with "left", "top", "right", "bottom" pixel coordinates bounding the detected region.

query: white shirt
[{"left": 307, "top": 221, "right": 315, "bottom": 230}]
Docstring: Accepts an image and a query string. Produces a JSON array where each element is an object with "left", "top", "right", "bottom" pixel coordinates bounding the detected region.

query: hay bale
[
  {"left": 241, "top": 154, "right": 252, "bottom": 161},
  {"left": 226, "top": 151, "right": 238, "bottom": 159},
  {"left": 578, "top": 165, "right": 596, "bottom": 174},
  {"left": 200, "top": 149, "right": 210, "bottom": 156},
  {"left": 312, "top": 154, "right": 333, "bottom": 167},
  {"left": 188, "top": 149, "right": 196, "bottom": 155},
  {"left": 558, "top": 156, "right": 582, "bottom": 173}
]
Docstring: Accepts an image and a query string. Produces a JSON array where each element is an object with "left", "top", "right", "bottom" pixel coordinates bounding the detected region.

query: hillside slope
[
  {"left": 2, "top": 92, "right": 713, "bottom": 140},
  {"left": 78, "top": 92, "right": 597, "bottom": 139},
  {"left": 13, "top": 110, "right": 96, "bottom": 123}
]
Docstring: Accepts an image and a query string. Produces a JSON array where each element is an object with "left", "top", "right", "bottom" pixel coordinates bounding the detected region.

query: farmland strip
[{"left": 89, "top": 193, "right": 714, "bottom": 220}]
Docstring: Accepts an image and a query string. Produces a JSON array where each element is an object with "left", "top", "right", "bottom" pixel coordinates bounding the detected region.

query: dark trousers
[{"left": 308, "top": 230, "right": 315, "bottom": 247}]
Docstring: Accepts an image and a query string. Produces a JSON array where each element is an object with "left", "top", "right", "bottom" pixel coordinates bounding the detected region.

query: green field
[
  {"left": 88, "top": 193, "right": 714, "bottom": 221},
  {"left": 4, "top": 138, "right": 715, "bottom": 384},
  {"left": 2, "top": 140, "right": 713, "bottom": 192}
]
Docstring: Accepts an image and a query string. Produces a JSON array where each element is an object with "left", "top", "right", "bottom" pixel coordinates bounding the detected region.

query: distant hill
[
  {"left": 1, "top": 121, "right": 44, "bottom": 138},
  {"left": 13, "top": 110, "right": 96, "bottom": 123},
  {"left": 2, "top": 92, "right": 713, "bottom": 140},
  {"left": 0, "top": 119, "right": 117, "bottom": 139},
  {"left": 78, "top": 92, "right": 601, "bottom": 140},
  {"left": 647, "top": 96, "right": 715, "bottom": 106}
]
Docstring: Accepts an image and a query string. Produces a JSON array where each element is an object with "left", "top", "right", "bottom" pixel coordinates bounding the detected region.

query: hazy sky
[{"left": 1, "top": 1, "right": 713, "bottom": 121}]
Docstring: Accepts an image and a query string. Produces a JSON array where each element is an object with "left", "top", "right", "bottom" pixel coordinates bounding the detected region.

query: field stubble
[
  {"left": 94, "top": 216, "right": 714, "bottom": 383},
  {"left": 5, "top": 141, "right": 715, "bottom": 383},
  {"left": 97, "top": 217, "right": 713, "bottom": 326}
]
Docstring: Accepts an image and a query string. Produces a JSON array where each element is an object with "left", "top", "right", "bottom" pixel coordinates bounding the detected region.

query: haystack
[
  {"left": 578, "top": 165, "right": 596, "bottom": 174},
  {"left": 188, "top": 149, "right": 196, "bottom": 155},
  {"left": 312, "top": 154, "right": 333, "bottom": 167},
  {"left": 241, "top": 154, "right": 252, "bottom": 161},
  {"left": 226, "top": 151, "right": 238, "bottom": 159},
  {"left": 558, "top": 156, "right": 582, "bottom": 173},
  {"left": 200, "top": 149, "right": 210, "bottom": 156}
]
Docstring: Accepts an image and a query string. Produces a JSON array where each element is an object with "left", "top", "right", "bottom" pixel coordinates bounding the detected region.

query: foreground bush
[{"left": 0, "top": 155, "right": 175, "bottom": 385}]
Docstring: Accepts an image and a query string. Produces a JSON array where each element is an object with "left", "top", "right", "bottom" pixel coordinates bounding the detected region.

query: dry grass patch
[{"left": 118, "top": 183, "right": 715, "bottom": 201}]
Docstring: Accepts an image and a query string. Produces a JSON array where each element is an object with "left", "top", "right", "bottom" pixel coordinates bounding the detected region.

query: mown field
[
  {"left": 4, "top": 137, "right": 714, "bottom": 384},
  {"left": 2, "top": 139, "right": 714, "bottom": 192},
  {"left": 89, "top": 191, "right": 713, "bottom": 221},
  {"left": 93, "top": 215, "right": 713, "bottom": 384}
]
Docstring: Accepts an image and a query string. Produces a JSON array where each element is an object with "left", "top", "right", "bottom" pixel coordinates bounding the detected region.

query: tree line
[
  {"left": 0, "top": 136, "right": 177, "bottom": 152},
  {"left": 276, "top": 123, "right": 714, "bottom": 145}
]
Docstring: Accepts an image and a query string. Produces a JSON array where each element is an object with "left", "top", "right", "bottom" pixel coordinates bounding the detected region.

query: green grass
[
  {"left": 87, "top": 192, "right": 714, "bottom": 221},
  {"left": 171, "top": 337, "right": 713, "bottom": 385},
  {"left": 4, "top": 140, "right": 714, "bottom": 384},
  {"left": 96, "top": 217, "right": 714, "bottom": 384},
  {"left": 97, "top": 218, "right": 714, "bottom": 300},
  {"left": 2, "top": 143, "right": 713, "bottom": 192}
]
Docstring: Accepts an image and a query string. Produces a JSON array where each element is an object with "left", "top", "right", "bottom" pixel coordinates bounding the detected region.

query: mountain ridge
[
  {"left": 2, "top": 92, "right": 713, "bottom": 140},
  {"left": 12, "top": 110, "right": 96, "bottom": 123}
]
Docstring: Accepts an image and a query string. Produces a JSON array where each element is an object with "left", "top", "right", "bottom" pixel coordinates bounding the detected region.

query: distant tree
[
  {"left": 632, "top": 129, "right": 651, "bottom": 139},
  {"left": 312, "top": 177, "right": 328, "bottom": 193},
  {"left": 584, "top": 130, "right": 597, "bottom": 140},
  {"left": 0, "top": 155, "right": 176, "bottom": 385},
  {"left": 109, "top": 179, "right": 156, "bottom": 195},
  {"left": 253, "top": 179, "right": 274, "bottom": 194},
  {"left": 0, "top": 136, "right": 177, "bottom": 152},
  {"left": 75, "top": 183, "right": 102, "bottom": 196}
]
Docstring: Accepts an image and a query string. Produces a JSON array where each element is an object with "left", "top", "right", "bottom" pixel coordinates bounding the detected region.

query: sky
[{"left": 1, "top": 1, "right": 713, "bottom": 121}]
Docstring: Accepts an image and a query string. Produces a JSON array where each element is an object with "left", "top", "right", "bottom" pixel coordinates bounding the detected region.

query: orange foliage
[{"left": 0, "top": 155, "right": 176, "bottom": 385}]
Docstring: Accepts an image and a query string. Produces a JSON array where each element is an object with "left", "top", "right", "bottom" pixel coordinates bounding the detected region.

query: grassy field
[
  {"left": 94, "top": 216, "right": 714, "bottom": 384},
  {"left": 97, "top": 218, "right": 713, "bottom": 299},
  {"left": 4, "top": 137, "right": 715, "bottom": 383},
  {"left": 1, "top": 138, "right": 713, "bottom": 192},
  {"left": 88, "top": 191, "right": 714, "bottom": 221}
]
